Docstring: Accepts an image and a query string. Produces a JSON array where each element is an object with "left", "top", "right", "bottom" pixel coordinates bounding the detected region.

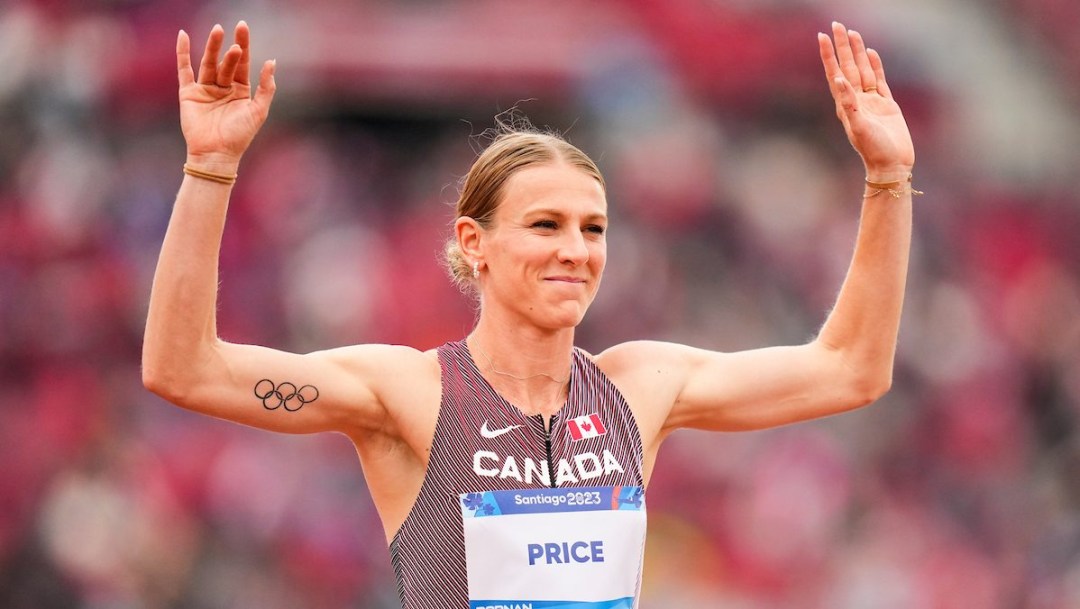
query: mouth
[{"left": 545, "top": 276, "right": 587, "bottom": 284}]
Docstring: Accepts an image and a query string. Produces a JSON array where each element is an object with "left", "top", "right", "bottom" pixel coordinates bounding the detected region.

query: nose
[{"left": 557, "top": 229, "right": 590, "bottom": 266}]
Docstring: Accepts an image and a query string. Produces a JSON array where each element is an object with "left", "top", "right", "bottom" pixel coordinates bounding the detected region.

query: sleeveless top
[{"left": 388, "top": 340, "right": 646, "bottom": 608}]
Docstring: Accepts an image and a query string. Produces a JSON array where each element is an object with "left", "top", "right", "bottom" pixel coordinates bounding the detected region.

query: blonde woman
[{"left": 144, "top": 20, "right": 917, "bottom": 608}]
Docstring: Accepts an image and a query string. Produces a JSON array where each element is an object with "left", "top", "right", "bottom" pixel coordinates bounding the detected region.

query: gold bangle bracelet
[{"left": 183, "top": 163, "right": 238, "bottom": 185}]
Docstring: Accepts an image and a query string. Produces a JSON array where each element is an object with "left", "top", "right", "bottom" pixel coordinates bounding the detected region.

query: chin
[{"left": 539, "top": 302, "right": 591, "bottom": 330}]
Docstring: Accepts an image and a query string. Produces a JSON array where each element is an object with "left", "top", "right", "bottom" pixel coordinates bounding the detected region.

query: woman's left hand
[{"left": 819, "top": 21, "right": 915, "bottom": 181}]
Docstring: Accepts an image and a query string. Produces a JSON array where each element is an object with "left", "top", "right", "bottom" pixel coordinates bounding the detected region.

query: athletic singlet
[{"left": 389, "top": 340, "right": 646, "bottom": 609}]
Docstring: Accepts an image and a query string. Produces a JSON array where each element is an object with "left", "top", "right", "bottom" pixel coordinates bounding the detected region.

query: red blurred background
[{"left": 1, "top": 0, "right": 1079, "bottom": 607}]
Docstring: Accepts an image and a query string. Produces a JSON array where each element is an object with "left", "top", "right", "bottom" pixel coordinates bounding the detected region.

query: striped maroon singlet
[{"left": 388, "top": 340, "right": 645, "bottom": 608}]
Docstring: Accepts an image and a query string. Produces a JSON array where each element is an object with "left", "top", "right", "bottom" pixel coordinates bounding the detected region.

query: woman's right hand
[{"left": 176, "top": 21, "right": 276, "bottom": 170}]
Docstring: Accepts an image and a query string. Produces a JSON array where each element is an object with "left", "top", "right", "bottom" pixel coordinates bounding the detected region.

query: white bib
[{"left": 460, "top": 485, "right": 646, "bottom": 609}]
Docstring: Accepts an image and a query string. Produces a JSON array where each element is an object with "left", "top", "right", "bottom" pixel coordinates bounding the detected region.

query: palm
[
  {"left": 180, "top": 81, "right": 262, "bottom": 158},
  {"left": 819, "top": 23, "right": 915, "bottom": 177},
  {"left": 176, "top": 22, "right": 275, "bottom": 164},
  {"left": 845, "top": 92, "right": 915, "bottom": 170}
]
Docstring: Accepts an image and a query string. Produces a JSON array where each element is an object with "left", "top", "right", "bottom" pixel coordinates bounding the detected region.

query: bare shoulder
[
  {"left": 590, "top": 341, "right": 696, "bottom": 441},
  {"left": 319, "top": 343, "right": 441, "bottom": 400},
  {"left": 321, "top": 343, "right": 442, "bottom": 445},
  {"left": 593, "top": 340, "right": 707, "bottom": 405},
  {"left": 593, "top": 340, "right": 697, "bottom": 380},
  {"left": 320, "top": 342, "right": 439, "bottom": 373}
]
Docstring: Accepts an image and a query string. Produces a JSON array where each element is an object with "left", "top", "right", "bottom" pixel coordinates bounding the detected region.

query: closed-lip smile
[{"left": 546, "top": 276, "right": 586, "bottom": 283}]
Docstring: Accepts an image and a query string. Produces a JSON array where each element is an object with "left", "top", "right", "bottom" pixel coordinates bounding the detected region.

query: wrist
[
  {"left": 183, "top": 159, "right": 239, "bottom": 186},
  {"left": 863, "top": 165, "right": 914, "bottom": 184},
  {"left": 185, "top": 152, "right": 242, "bottom": 174}
]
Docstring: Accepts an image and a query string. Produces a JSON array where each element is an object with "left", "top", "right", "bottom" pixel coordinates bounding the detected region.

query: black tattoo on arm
[{"left": 254, "top": 379, "right": 319, "bottom": 412}]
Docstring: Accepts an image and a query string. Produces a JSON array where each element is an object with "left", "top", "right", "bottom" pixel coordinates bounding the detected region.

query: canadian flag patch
[{"left": 566, "top": 412, "right": 608, "bottom": 442}]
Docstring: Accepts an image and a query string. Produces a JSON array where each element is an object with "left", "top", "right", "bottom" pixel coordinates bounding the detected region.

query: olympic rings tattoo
[{"left": 253, "top": 379, "right": 319, "bottom": 412}]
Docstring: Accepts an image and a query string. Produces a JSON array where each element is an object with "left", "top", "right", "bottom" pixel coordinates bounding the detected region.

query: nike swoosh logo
[{"left": 480, "top": 421, "right": 523, "bottom": 439}]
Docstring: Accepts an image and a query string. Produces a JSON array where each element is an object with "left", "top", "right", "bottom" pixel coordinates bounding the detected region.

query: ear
[{"left": 455, "top": 216, "right": 484, "bottom": 265}]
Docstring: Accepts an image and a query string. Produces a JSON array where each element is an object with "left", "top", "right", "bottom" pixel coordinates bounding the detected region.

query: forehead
[{"left": 499, "top": 163, "right": 607, "bottom": 217}]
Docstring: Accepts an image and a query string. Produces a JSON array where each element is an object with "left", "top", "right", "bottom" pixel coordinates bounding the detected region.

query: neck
[
  {"left": 467, "top": 318, "right": 575, "bottom": 418},
  {"left": 469, "top": 317, "right": 575, "bottom": 375}
]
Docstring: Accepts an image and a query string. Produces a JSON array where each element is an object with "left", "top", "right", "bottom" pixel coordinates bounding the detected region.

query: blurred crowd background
[{"left": 1, "top": 0, "right": 1079, "bottom": 607}]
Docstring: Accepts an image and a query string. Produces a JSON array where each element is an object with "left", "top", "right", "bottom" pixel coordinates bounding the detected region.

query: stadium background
[{"left": 1, "top": 0, "right": 1079, "bottom": 607}]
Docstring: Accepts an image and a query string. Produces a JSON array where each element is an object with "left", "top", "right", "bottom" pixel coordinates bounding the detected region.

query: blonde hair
[{"left": 444, "top": 126, "right": 605, "bottom": 292}]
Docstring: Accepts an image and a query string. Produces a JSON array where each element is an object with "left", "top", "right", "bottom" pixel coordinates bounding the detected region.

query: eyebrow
[{"left": 524, "top": 208, "right": 608, "bottom": 223}]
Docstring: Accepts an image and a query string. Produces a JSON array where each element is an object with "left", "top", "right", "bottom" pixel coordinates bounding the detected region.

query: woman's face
[{"left": 478, "top": 162, "right": 608, "bottom": 331}]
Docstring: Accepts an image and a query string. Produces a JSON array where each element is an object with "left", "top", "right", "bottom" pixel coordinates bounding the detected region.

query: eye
[
  {"left": 531, "top": 220, "right": 558, "bottom": 230},
  {"left": 585, "top": 224, "right": 606, "bottom": 235}
]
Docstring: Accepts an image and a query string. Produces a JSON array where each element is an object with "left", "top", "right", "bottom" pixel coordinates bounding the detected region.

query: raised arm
[
  {"left": 142, "top": 23, "right": 422, "bottom": 436},
  {"left": 602, "top": 22, "right": 917, "bottom": 438}
]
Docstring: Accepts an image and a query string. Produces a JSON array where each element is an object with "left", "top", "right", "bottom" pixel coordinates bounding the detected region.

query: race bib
[{"left": 460, "top": 485, "right": 646, "bottom": 609}]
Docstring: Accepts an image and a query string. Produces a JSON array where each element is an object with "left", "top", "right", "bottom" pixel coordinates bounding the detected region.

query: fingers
[
  {"left": 217, "top": 44, "right": 243, "bottom": 87},
  {"left": 234, "top": 21, "right": 251, "bottom": 86},
  {"left": 825, "top": 22, "right": 885, "bottom": 93},
  {"left": 818, "top": 31, "right": 852, "bottom": 115},
  {"left": 818, "top": 31, "right": 841, "bottom": 84},
  {"left": 822, "top": 22, "right": 887, "bottom": 97},
  {"left": 830, "top": 22, "right": 861, "bottom": 88},
  {"left": 867, "top": 48, "right": 893, "bottom": 98},
  {"left": 197, "top": 24, "right": 225, "bottom": 85},
  {"left": 831, "top": 76, "right": 855, "bottom": 130},
  {"left": 176, "top": 30, "right": 194, "bottom": 87},
  {"left": 183, "top": 21, "right": 268, "bottom": 99},
  {"left": 847, "top": 29, "right": 877, "bottom": 91},
  {"left": 252, "top": 59, "right": 278, "bottom": 120},
  {"left": 191, "top": 22, "right": 255, "bottom": 89}
]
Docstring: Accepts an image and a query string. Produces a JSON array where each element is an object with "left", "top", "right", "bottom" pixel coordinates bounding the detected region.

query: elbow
[
  {"left": 141, "top": 329, "right": 221, "bottom": 405},
  {"left": 847, "top": 368, "right": 893, "bottom": 408},
  {"left": 818, "top": 340, "right": 895, "bottom": 409},
  {"left": 141, "top": 348, "right": 163, "bottom": 394},
  {"left": 141, "top": 362, "right": 188, "bottom": 404},
  {"left": 141, "top": 344, "right": 206, "bottom": 405}
]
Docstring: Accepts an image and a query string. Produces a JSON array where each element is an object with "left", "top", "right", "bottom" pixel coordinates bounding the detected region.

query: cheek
[{"left": 590, "top": 242, "right": 607, "bottom": 271}]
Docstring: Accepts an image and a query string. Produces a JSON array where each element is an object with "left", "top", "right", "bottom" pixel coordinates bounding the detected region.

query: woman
[{"left": 143, "top": 19, "right": 917, "bottom": 609}]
